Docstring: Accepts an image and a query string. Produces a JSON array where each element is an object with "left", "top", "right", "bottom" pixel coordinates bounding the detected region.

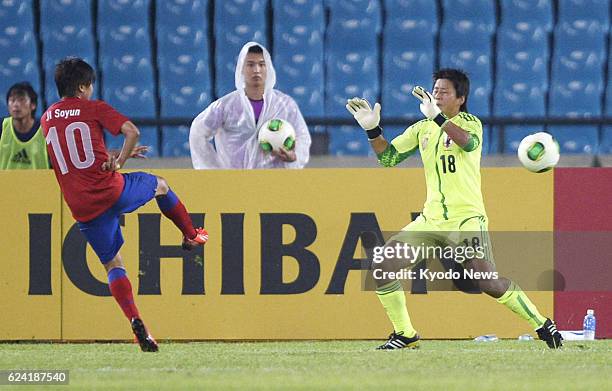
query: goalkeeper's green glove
[
  {"left": 412, "top": 86, "right": 446, "bottom": 127},
  {"left": 346, "top": 97, "right": 381, "bottom": 128}
]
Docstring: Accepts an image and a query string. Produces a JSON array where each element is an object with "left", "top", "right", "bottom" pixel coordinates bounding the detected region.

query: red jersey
[{"left": 41, "top": 98, "right": 129, "bottom": 222}]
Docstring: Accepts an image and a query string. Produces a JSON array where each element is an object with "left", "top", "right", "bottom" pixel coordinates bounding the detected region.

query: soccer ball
[
  {"left": 517, "top": 132, "right": 560, "bottom": 173},
  {"left": 258, "top": 119, "right": 296, "bottom": 152}
]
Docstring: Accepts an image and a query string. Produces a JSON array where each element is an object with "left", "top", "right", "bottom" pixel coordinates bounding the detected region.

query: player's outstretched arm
[{"left": 345, "top": 97, "right": 389, "bottom": 155}]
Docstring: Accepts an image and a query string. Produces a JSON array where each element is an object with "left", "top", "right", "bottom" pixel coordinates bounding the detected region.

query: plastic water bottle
[{"left": 583, "top": 309, "right": 596, "bottom": 340}]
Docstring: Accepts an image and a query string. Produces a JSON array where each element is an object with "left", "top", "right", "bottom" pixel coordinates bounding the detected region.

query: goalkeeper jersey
[{"left": 390, "top": 112, "right": 487, "bottom": 221}]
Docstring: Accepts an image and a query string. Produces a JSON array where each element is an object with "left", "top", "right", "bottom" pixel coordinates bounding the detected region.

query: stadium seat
[
  {"left": 274, "top": 52, "right": 324, "bottom": 117},
  {"left": 98, "top": 25, "right": 150, "bottom": 57},
  {"left": 155, "top": 0, "right": 208, "bottom": 26},
  {"left": 327, "top": 0, "right": 382, "bottom": 35},
  {"left": 157, "top": 23, "right": 211, "bottom": 118},
  {"left": 328, "top": 126, "right": 372, "bottom": 156},
  {"left": 40, "top": 0, "right": 92, "bottom": 34},
  {"left": 384, "top": 0, "right": 438, "bottom": 35},
  {"left": 547, "top": 125, "right": 599, "bottom": 154},
  {"left": 557, "top": 0, "right": 609, "bottom": 29},
  {"left": 161, "top": 126, "right": 191, "bottom": 157},
  {"left": 499, "top": 0, "right": 553, "bottom": 31},
  {"left": 442, "top": 0, "right": 496, "bottom": 35},
  {"left": 382, "top": 48, "right": 434, "bottom": 118},
  {"left": 272, "top": 0, "right": 325, "bottom": 118},
  {"left": 599, "top": 126, "right": 612, "bottom": 154},
  {"left": 158, "top": 53, "right": 211, "bottom": 117},
  {"left": 42, "top": 25, "right": 96, "bottom": 102},
  {"left": 549, "top": 80, "right": 602, "bottom": 118},
  {"left": 97, "top": 0, "right": 149, "bottom": 31},
  {"left": 325, "top": 50, "right": 379, "bottom": 116},
  {"left": 0, "top": 0, "right": 33, "bottom": 30},
  {"left": 0, "top": 23, "right": 36, "bottom": 53},
  {"left": 493, "top": 83, "right": 546, "bottom": 117},
  {"left": 101, "top": 55, "right": 156, "bottom": 117},
  {"left": 496, "top": 22, "right": 549, "bottom": 60},
  {"left": 325, "top": 2, "right": 380, "bottom": 117},
  {"left": 502, "top": 125, "right": 541, "bottom": 153},
  {"left": 439, "top": 23, "right": 492, "bottom": 91},
  {"left": 105, "top": 126, "right": 159, "bottom": 158},
  {"left": 213, "top": 0, "right": 267, "bottom": 97}
]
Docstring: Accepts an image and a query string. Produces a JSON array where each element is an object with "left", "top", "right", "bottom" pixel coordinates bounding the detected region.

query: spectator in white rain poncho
[{"left": 189, "top": 42, "right": 311, "bottom": 169}]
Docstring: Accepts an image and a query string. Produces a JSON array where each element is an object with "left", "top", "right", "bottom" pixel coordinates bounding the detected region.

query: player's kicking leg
[
  {"left": 104, "top": 254, "right": 158, "bottom": 352},
  {"left": 463, "top": 259, "right": 563, "bottom": 349},
  {"left": 153, "top": 176, "right": 208, "bottom": 249},
  {"left": 371, "top": 240, "right": 420, "bottom": 350}
]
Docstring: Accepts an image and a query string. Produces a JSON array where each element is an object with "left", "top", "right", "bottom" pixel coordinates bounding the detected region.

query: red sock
[
  {"left": 161, "top": 201, "right": 197, "bottom": 239},
  {"left": 108, "top": 268, "right": 140, "bottom": 320}
]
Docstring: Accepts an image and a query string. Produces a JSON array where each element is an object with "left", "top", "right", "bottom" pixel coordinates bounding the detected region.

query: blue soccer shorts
[{"left": 78, "top": 172, "right": 158, "bottom": 264}]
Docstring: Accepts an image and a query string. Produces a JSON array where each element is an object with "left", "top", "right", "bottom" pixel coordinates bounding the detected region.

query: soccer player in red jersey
[{"left": 41, "top": 57, "right": 209, "bottom": 352}]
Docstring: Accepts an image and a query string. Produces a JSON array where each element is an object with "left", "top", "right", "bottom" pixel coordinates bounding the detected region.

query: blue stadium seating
[
  {"left": 0, "top": 23, "right": 36, "bottom": 54},
  {"left": 156, "top": 0, "right": 208, "bottom": 26},
  {"left": 214, "top": 0, "right": 267, "bottom": 97},
  {"left": 494, "top": 83, "right": 546, "bottom": 117},
  {"left": 273, "top": 1, "right": 325, "bottom": 117},
  {"left": 502, "top": 125, "right": 540, "bottom": 153},
  {"left": 99, "top": 25, "right": 150, "bottom": 57},
  {"left": 42, "top": 25, "right": 96, "bottom": 102},
  {"left": 499, "top": 0, "right": 553, "bottom": 31},
  {"left": 0, "top": 0, "right": 33, "bottom": 30},
  {"left": 497, "top": 22, "right": 549, "bottom": 59},
  {"left": 274, "top": 52, "right": 324, "bottom": 117},
  {"left": 384, "top": 0, "right": 438, "bottom": 35},
  {"left": 105, "top": 126, "right": 159, "bottom": 157},
  {"left": 327, "top": 0, "right": 382, "bottom": 35},
  {"left": 325, "top": 50, "right": 379, "bottom": 116},
  {"left": 547, "top": 126, "right": 599, "bottom": 154},
  {"left": 600, "top": 126, "right": 612, "bottom": 154},
  {"left": 550, "top": 20, "right": 606, "bottom": 118},
  {"left": 325, "top": 1, "right": 380, "bottom": 117},
  {"left": 382, "top": 0, "right": 436, "bottom": 118},
  {"left": 496, "top": 49, "right": 548, "bottom": 90},
  {"left": 162, "top": 126, "right": 191, "bottom": 157},
  {"left": 97, "top": 0, "right": 149, "bottom": 30},
  {"left": 557, "top": 0, "right": 609, "bottom": 28},
  {"left": 40, "top": 0, "right": 92, "bottom": 33},
  {"left": 158, "top": 53, "right": 211, "bottom": 117},
  {"left": 157, "top": 22, "right": 211, "bottom": 118},
  {"left": 442, "top": 0, "right": 496, "bottom": 34},
  {"left": 328, "top": 126, "right": 372, "bottom": 156},
  {"left": 382, "top": 48, "right": 434, "bottom": 117},
  {"left": 101, "top": 55, "right": 156, "bottom": 117},
  {"left": 549, "top": 80, "right": 602, "bottom": 118}
]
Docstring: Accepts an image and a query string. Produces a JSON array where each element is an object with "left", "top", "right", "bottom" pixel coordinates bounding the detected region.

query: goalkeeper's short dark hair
[{"left": 433, "top": 68, "right": 470, "bottom": 112}]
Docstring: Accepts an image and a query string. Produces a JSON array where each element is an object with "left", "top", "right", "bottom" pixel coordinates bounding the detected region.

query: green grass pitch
[{"left": 0, "top": 340, "right": 610, "bottom": 390}]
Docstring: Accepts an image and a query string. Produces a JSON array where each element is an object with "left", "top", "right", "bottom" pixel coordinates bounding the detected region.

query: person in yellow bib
[
  {"left": 346, "top": 68, "right": 563, "bottom": 350},
  {"left": 1, "top": 82, "right": 50, "bottom": 169}
]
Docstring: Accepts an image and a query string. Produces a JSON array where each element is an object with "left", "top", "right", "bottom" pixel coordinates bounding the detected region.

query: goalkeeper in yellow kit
[{"left": 346, "top": 69, "right": 563, "bottom": 349}]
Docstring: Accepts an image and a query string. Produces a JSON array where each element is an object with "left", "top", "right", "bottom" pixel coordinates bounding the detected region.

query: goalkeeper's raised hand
[
  {"left": 346, "top": 98, "right": 381, "bottom": 131},
  {"left": 412, "top": 86, "right": 446, "bottom": 127}
]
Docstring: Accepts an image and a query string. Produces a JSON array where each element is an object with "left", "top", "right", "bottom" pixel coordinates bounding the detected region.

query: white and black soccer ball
[
  {"left": 258, "top": 118, "right": 296, "bottom": 152},
  {"left": 517, "top": 132, "right": 560, "bottom": 173}
]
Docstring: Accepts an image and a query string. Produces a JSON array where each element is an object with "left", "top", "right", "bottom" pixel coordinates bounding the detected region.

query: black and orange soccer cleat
[
  {"left": 182, "top": 227, "right": 209, "bottom": 250},
  {"left": 131, "top": 318, "right": 159, "bottom": 352}
]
